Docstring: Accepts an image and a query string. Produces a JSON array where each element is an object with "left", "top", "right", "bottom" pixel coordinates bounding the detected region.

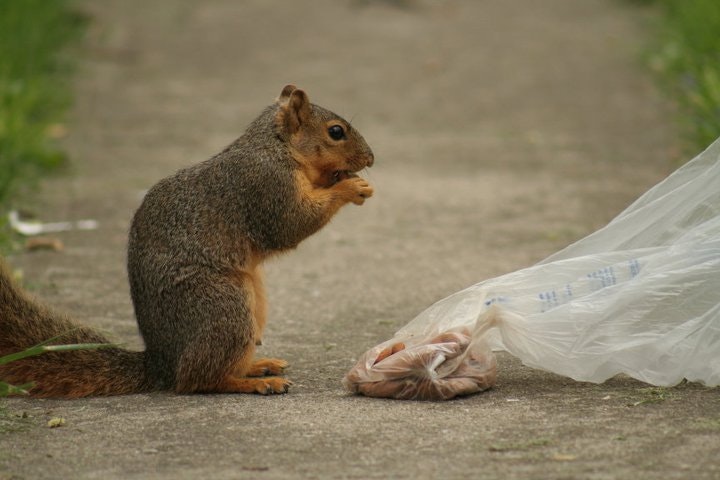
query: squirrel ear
[
  {"left": 279, "top": 88, "right": 311, "bottom": 135},
  {"left": 278, "top": 84, "right": 298, "bottom": 103}
]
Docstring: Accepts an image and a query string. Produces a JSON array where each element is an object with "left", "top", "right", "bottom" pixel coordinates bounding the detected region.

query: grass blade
[{"left": 0, "top": 343, "right": 117, "bottom": 365}]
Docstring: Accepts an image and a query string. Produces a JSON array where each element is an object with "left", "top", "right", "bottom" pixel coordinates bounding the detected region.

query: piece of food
[
  {"left": 344, "top": 328, "right": 497, "bottom": 401},
  {"left": 331, "top": 170, "right": 359, "bottom": 185},
  {"left": 429, "top": 329, "right": 471, "bottom": 347},
  {"left": 373, "top": 342, "right": 406, "bottom": 365}
]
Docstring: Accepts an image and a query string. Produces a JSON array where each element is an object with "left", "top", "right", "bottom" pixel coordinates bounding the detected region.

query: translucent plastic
[
  {"left": 344, "top": 138, "right": 720, "bottom": 399},
  {"left": 343, "top": 329, "right": 497, "bottom": 400}
]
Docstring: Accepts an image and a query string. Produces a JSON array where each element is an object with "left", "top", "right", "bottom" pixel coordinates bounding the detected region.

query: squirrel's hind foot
[{"left": 247, "top": 358, "right": 289, "bottom": 377}]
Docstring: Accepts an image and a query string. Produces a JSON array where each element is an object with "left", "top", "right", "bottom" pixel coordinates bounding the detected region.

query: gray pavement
[{"left": 2, "top": 1, "right": 719, "bottom": 479}]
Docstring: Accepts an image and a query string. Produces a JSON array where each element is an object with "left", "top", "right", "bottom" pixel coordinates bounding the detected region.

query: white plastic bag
[{"left": 344, "top": 138, "right": 720, "bottom": 399}]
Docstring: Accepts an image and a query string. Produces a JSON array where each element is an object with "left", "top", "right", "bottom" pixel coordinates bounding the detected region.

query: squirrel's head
[{"left": 274, "top": 84, "right": 374, "bottom": 184}]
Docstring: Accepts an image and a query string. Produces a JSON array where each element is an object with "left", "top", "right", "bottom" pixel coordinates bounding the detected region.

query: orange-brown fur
[{"left": 0, "top": 85, "right": 374, "bottom": 398}]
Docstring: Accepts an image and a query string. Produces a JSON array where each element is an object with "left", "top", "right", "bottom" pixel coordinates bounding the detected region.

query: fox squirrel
[{"left": 0, "top": 85, "right": 374, "bottom": 398}]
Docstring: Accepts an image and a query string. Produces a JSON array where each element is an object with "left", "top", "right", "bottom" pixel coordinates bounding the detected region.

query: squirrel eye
[{"left": 328, "top": 125, "right": 346, "bottom": 141}]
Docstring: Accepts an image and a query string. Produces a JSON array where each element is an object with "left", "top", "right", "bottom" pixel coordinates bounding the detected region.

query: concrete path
[{"left": 3, "top": 1, "right": 718, "bottom": 479}]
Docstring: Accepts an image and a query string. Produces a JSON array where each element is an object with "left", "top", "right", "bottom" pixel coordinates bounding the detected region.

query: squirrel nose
[{"left": 366, "top": 152, "right": 375, "bottom": 168}]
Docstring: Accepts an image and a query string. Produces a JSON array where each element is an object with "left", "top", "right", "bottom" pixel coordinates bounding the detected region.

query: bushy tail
[{"left": 0, "top": 261, "right": 152, "bottom": 398}]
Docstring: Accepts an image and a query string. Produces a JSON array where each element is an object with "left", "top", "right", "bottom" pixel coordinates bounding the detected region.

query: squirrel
[{"left": 0, "top": 84, "right": 374, "bottom": 398}]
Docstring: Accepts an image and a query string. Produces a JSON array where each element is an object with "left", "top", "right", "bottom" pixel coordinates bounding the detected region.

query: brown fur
[
  {"left": 0, "top": 85, "right": 374, "bottom": 398},
  {"left": 0, "top": 261, "right": 151, "bottom": 397}
]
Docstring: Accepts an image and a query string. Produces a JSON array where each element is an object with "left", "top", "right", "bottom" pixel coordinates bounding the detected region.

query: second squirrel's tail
[{"left": 0, "top": 261, "right": 153, "bottom": 398}]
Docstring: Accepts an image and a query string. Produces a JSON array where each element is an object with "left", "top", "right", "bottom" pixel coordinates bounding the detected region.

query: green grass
[
  {"left": 638, "top": 0, "right": 720, "bottom": 152},
  {"left": 0, "top": 0, "right": 87, "bottom": 248},
  {"left": 0, "top": 334, "right": 115, "bottom": 397},
  {"left": 625, "top": 386, "right": 673, "bottom": 407}
]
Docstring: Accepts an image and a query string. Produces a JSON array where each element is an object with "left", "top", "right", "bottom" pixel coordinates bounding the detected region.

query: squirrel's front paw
[{"left": 346, "top": 176, "right": 374, "bottom": 205}]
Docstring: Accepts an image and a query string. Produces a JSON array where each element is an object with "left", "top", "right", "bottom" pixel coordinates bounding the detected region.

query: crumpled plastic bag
[
  {"left": 344, "top": 137, "right": 720, "bottom": 400},
  {"left": 343, "top": 328, "right": 496, "bottom": 400}
]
